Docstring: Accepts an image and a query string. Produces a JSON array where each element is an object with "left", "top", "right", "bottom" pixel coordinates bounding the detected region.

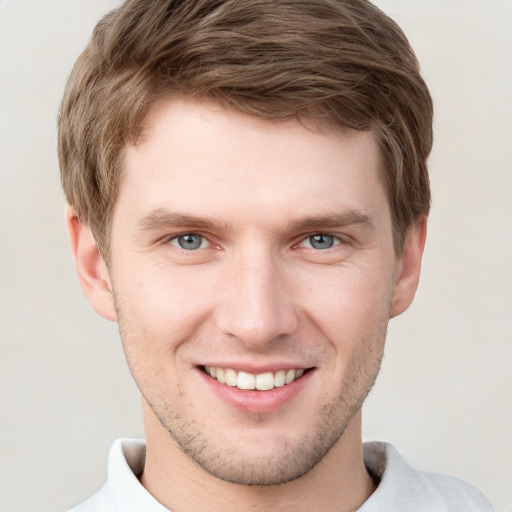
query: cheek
[
  {"left": 299, "top": 262, "right": 394, "bottom": 336},
  {"left": 112, "top": 264, "right": 218, "bottom": 350}
]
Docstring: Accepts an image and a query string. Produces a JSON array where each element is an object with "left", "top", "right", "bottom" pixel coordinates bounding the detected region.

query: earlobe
[
  {"left": 390, "top": 217, "right": 427, "bottom": 318},
  {"left": 65, "top": 205, "right": 117, "bottom": 322}
]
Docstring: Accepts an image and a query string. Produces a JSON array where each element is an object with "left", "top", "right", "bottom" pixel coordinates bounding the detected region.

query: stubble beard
[
  {"left": 114, "top": 293, "right": 388, "bottom": 486},
  {"left": 150, "top": 371, "right": 382, "bottom": 486}
]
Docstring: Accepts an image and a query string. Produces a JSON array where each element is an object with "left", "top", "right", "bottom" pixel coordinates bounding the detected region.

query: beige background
[{"left": 0, "top": 1, "right": 510, "bottom": 511}]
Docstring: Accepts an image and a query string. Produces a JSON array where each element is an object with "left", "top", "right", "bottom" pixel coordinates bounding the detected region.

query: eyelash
[
  {"left": 297, "top": 233, "right": 344, "bottom": 250},
  {"left": 167, "top": 233, "right": 211, "bottom": 250},
  {"left": 165, "top": 231, "right": 348, "bottom": 252}
]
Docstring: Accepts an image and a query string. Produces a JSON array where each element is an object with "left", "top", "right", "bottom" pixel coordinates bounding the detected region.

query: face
[{"left": 99, "top": 98, "right": 410, "bottom": 485}]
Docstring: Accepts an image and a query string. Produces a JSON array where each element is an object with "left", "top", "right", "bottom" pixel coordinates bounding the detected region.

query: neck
[{"left": 140, "top": 408, "right": 376, "bottom": 512}]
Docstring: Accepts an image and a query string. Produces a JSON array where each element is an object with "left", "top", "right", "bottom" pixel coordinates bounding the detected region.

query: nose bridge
[{"left": 216, "top": 242, "right": 298, "bottom": 347}]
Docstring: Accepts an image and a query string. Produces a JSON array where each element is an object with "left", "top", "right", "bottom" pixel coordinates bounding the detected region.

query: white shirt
[{"left": 68, "top": 439, "right": 494, "bottom": 512}]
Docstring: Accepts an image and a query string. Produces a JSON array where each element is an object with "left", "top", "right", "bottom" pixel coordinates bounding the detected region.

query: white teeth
[
  {"left": 237, "top": 371, "right": 256, "bottom": 390},
  {"left": 255, "top": 372, "right": 274, "bottom": 391},
  {"left": 225, "top": 368, "right": 237, "bottom": 387},
  {"left": 204, "top": 366, "right": 306, "bottom": 390},
  {"left": 274, "top": 370, "right": 286, "bottom": 388},
  {"left": 285, "top": 369, "right": 296, "bottom": 384},
  {"left": 216, "top": 367, "right": 226, "bottom": 384}
]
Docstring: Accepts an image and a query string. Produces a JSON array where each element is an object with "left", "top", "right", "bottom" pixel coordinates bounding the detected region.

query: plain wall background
[{"left": 0, "top": 1, "right": 510, "bottom": 511}]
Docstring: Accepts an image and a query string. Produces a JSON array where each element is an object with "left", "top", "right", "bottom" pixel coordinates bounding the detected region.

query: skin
[{"left": 68, "top": 98, "right": 426, "bottom": 512}]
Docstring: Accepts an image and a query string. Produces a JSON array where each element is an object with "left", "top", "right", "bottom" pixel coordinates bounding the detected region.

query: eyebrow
[
  {"left": 136, "top": 208, "right": 225, "bottom": 232},
  {"left": 288, "top": 210, "right": 374, "bottom": 232},
  {"left": 136, "top": 207, "right": 374, "bottom": 234}
]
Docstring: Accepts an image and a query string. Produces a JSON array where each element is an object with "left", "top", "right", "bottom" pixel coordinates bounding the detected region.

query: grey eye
[
  {"left": 309, "top": 234, "right": 335, "bottom": 249},
  {"left": 174, "top": 234, "right": 205, "bottom": 250}
]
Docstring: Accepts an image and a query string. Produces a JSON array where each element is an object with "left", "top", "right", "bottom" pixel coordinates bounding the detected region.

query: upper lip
[{"left": 198, "top": 363, "right": 313, "bottom": 374}]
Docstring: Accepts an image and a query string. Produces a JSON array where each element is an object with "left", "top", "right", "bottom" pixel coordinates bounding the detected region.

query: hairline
[{"left": 97, "top": 94, "right": 411, "bottom": 263}]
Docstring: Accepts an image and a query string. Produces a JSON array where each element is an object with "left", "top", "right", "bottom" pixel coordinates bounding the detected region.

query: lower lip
[{"left": 197, "top": 368, "right": 314, "bottom": 414}]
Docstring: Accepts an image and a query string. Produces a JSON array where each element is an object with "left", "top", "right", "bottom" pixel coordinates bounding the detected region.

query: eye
[
  {"left": 170, "top": 233, "right": 209, "bottom": 250},
  {"left": 301, "top": 233, "right": 340, "bottom": 250}
]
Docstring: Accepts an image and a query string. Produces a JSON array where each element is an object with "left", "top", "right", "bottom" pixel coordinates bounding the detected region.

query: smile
[{"left": 203, "top": 366, "right": 306, "bottom": 391}]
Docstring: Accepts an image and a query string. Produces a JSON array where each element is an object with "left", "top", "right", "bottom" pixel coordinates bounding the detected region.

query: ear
[
  {"left": 66, "top": 205, "right": 117, "bottom": 321},
  {"left": 390, "top": 217, "right": 427, "bottom": 318}
]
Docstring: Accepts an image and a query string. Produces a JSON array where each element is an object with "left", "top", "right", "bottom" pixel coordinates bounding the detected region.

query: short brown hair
[{"left": 58, "top": 0, "right": 433, "bottom": 257}]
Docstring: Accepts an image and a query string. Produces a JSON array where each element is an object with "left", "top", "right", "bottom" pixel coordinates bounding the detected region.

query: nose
[{"left": 214, "top": 247, "right": 299, "bottom": 348}]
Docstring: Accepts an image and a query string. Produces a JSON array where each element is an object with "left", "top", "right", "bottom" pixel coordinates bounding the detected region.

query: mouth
[{"left": 201, "top": 365, "right": 310, "bottom": 391}]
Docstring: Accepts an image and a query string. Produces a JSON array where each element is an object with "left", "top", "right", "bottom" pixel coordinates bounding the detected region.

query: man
[{"left": 58, "top": 0, "right": 494, "bottom": 510}]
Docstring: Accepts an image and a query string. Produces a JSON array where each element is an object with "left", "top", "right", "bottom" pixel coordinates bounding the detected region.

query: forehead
[{"left": 115, "top": 97, "right": 388, "bottom": 231}]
